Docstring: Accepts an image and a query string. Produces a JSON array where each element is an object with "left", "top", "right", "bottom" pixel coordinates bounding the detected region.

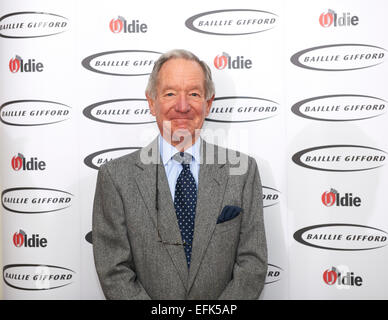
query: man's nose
[{"left": 175, "top": 94, "right": 190, "bottom": 112}]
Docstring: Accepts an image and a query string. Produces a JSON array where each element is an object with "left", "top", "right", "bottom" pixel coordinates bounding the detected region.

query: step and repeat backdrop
[{"left": 1, "top": 0, "right": 387, "bottom": 299}]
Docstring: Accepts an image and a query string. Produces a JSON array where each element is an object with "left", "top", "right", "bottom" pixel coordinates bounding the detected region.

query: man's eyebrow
[
  {"left": 160, "top": 85, "right": 204, "bottom": 92},
  {"left": 160, "top": 85, "right": 177, "bottom": 92},
  {"left": 188, "top": 85, "right": 204, "bottom": 91}
]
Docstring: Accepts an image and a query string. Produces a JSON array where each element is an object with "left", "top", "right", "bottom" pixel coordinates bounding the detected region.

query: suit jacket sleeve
[
  {"left": 218, "top": 157, "right": 268, "bottom": 300},
  {"left": 92, "top": 164, "right": 151, "bottom": 300}
]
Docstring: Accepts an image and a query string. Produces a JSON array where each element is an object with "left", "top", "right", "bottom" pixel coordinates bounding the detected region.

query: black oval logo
[
  {"left": 293, "top": 224, "right": 388, "bottom": 251},
  {"left": 0, "top": 12, "right": 69, "bottom": 39},
  {"left": 262, "top": 186, "right": 281, "bottom": 208},
  {"left": 290, "top": 43, "right": 386, "bottom": 71},
  {"left": 265, "top": 264, "right": 283, "bottom": 285},
  {"left": 0, "top": 100, "right": 71, "bottom": 126},
  {"left": 83, "top": 98, "right": 155, "bottom": 125},
  {"left": 206, "top": 96, "right": 279, "bottom": 123},
  {"left": 84, "top": 147, "right": 141, "bottom": 170},
  {"left": 185, "top": 9, "right": 278, "bottom": 36},
  {"left": 85, "top": 231, "right": 92, "bottom": 244},
  {"left": 81, "top": 50, "right": 161, "bottom": 76},
  {"left": 1, "top": 187, "right": 73, "bottom": 214},
  {"left": 292, "top": 145, "right": 387, "bottom": 172},
  {"left": 291, "top": 94, "right": 387, "bottom": 122},
  {"left": 3, "top": 264, "right": 75, "bottom": 290}
]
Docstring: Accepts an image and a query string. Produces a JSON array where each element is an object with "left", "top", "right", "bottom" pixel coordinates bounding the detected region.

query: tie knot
[
  {"left": 173, "top": 152, "right": 192, "bottom": 165},
  {"left": 182, "top": 163, "right": 190, "bottom": 171}
]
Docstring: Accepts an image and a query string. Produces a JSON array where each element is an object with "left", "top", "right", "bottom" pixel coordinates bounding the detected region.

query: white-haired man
[{"left": 92, "top": 49, "right": 267, "bottom": 299}]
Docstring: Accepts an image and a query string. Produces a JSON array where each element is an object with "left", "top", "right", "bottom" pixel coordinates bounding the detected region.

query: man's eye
[
  {"left": 190, "top": 93, "right": 200, "bottom": 97},
  {"left": 166, "top": 92, "right": 174, "bottom": 97}
]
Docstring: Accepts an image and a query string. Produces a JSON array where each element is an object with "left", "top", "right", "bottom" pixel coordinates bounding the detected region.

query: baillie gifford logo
[
  {"left": 9, "top": 55, "right": 44, "bottom": 73},
  {"left": 84, "top": 147, "right": 140, "bottom": 170},
  {"left": 292, "top": 145, "right": 387, "bottom": 172},
  {"left": 319, "top": 9, "right": 359, "bottom": 28},
  {"left": 0, "top": 12, "right": 69, "bottom": 39},
  {"left": 185, "top": 9, "right": 278, "bottom": 36},
  {"left": 321, "top": 188, "right": 361, "bottom": 207},
  {"left": 109, "top": 16, "right": 147, "bottom": 34},
  {"left": 214, "top": 52, "right": 252, "bottom": 70},
  {"left": 81, "top": 50, "right": 160, "bottom": 76},
  {"left": 3, "top": 264, "right": 75, "bottom": 291}
]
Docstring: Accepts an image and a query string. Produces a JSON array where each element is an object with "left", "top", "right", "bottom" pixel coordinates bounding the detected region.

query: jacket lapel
[
  {"left": 187, "top": 140, "right": 229, "bottom": 292},
  {"left": 134, "top": 137, "right": 189, "bottom": 289},
  {"left": 133, "top": 137, "right": 158, "bottom": 228}
]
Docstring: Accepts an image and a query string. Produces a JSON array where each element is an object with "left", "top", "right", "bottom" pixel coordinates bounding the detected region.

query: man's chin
[
  {"left": 171, "top": 127, "right": 199, "bottom": 146},
  {"left": 172, "top": 127, "right": 193, "bottom": 138},
  {"left": 159, "top": 120, "right": 201, "bottom": 146},
  {"left": 171, "top": 118, "right": 192, "bottom": 127}
]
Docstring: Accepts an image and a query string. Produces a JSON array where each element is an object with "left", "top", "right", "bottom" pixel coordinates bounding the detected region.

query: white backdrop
[{"left": 0, "top": 0, "right": 387, "bottom": 299}]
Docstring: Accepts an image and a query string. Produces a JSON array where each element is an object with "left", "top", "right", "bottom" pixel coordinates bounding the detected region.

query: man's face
[{"left": 146, "top": 58, "right": 214, "bottom": 145}]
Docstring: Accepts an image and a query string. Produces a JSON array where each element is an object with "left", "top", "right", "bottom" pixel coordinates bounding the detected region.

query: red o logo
[
  {"left": 319, "top": 12, "right": 334, "bottom": 27},
  {"left": 214, "top": 55, "right": 228, "bottom": 70},
  {"left": 9, "top": 57, "right": 21, "bottom": 73},
  {"left": 13, "top": 232, "right": 24, "bottom": 247},
  {"left": 109, "top": 18, "right": 123, "bottom": 33},
  {"left": 321, "top": 191, "right": 336, "bottom": 207},
  {"left": 323, "top": 269, "right": 337, "bottom": 285},
  {"left": 11, "top": 155, "right": 23, "bottom": 171}
]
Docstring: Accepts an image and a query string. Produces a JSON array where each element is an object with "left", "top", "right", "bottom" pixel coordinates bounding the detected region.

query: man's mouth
[{"left": 171, "top": 117, "right": 192, "bottom": 120}]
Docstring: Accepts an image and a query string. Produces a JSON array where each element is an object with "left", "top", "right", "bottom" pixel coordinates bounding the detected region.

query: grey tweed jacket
[{"left": 92, "top": 137, "right": 267, "bottom": 300}]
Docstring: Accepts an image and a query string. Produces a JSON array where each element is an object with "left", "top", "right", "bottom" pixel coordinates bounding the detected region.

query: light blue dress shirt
[{"left": 158, "top": 135, "right": 200, "bottom": 202}]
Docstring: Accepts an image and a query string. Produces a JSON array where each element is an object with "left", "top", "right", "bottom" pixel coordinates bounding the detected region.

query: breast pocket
[{"left": 214, "top": 214, "right": 242, "bottom": 235}]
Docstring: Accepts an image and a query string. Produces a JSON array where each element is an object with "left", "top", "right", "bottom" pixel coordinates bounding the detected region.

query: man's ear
[
  {"left": 146, "top": 93, "right": 156, "bottom": 116},
  {"left": 204, "top": 94, "right": 215, "bottom": 117}
]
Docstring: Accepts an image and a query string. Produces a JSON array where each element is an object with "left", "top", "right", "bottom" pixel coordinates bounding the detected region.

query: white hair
[{"left": 146, "top": 49, "right": 215, "bottom": 100}]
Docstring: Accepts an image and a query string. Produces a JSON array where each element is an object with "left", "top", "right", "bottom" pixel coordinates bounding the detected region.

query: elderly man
[{"left": 92, "top": 49, "right": 267, "bottom": 300}]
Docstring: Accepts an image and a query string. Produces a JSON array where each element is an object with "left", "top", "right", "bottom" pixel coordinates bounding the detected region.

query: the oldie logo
[
  {"left": 185, "top": 9, "right": 278, "bottom": 36},
  {"left": 0, "top": 100, "right": 71, "bottom": 127},
  {"left": 109, "top": 16, "right": 147, "bottom": 33},
  {"left": 9, "top": 55, "right": 44, "bottom": 73},
  {"left": 263, "top": 186, "right": 281, "bottom": 208},
  {"left": 0, "top": 12, "right": 69, "bottom": 39},
  {"left": 265, "top": 264, "right": 283, "bottom": 285},
  {"left": 290, "top": 44, "right": 386, "bottom": 71},
  {"left": 291, "top": 94, "right": 387, "bottom": 122},
  {"left": 214, "top": 52, "right": 252, "bottom": 70},
  {"left": 13, "top": 229, "right": 47, "bottom": 248},
  {"left": 84, "top": 147, "right": 140, "bottom": 170},
  {"left": 83, "top": 99, "right": 155, "bottom": 125},
  {"left": 292, "top": 145, "right": 387, "bottom": 172},
  {"left": 81, "top": 50, "right": 161, "bottom": 76},
  {"left": 2, "top": 187, "right": 73, "bottom": 214},
  {"left": 319, "top": 9, "right": 359, "bottom": 28},
  {"left": 206, "top": 96, "right": 279, "bottom": 123},
  {"left": 323, "top": 266, "right": 363, "bottom": 287},
  {"left": 11, "top": 153, "right": 46, "bottom": 171},
  {"left": 293, "top": 224, "right": 388, "bottom": 251},
  {"left": 3, "top": 264, "right": 75, "bottom": 290},
  {"left": 321, "top": 188, "right": 361, "bottom": 207}
]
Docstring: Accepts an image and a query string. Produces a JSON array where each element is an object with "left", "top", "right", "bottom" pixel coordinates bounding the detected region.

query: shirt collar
[{"left": 159, "top": 134, "right": 201, "bottom": 166}]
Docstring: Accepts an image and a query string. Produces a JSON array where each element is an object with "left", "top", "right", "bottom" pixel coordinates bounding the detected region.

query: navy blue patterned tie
[{"left": 173, "top": 152, "right": 197, "bottom": 268}]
